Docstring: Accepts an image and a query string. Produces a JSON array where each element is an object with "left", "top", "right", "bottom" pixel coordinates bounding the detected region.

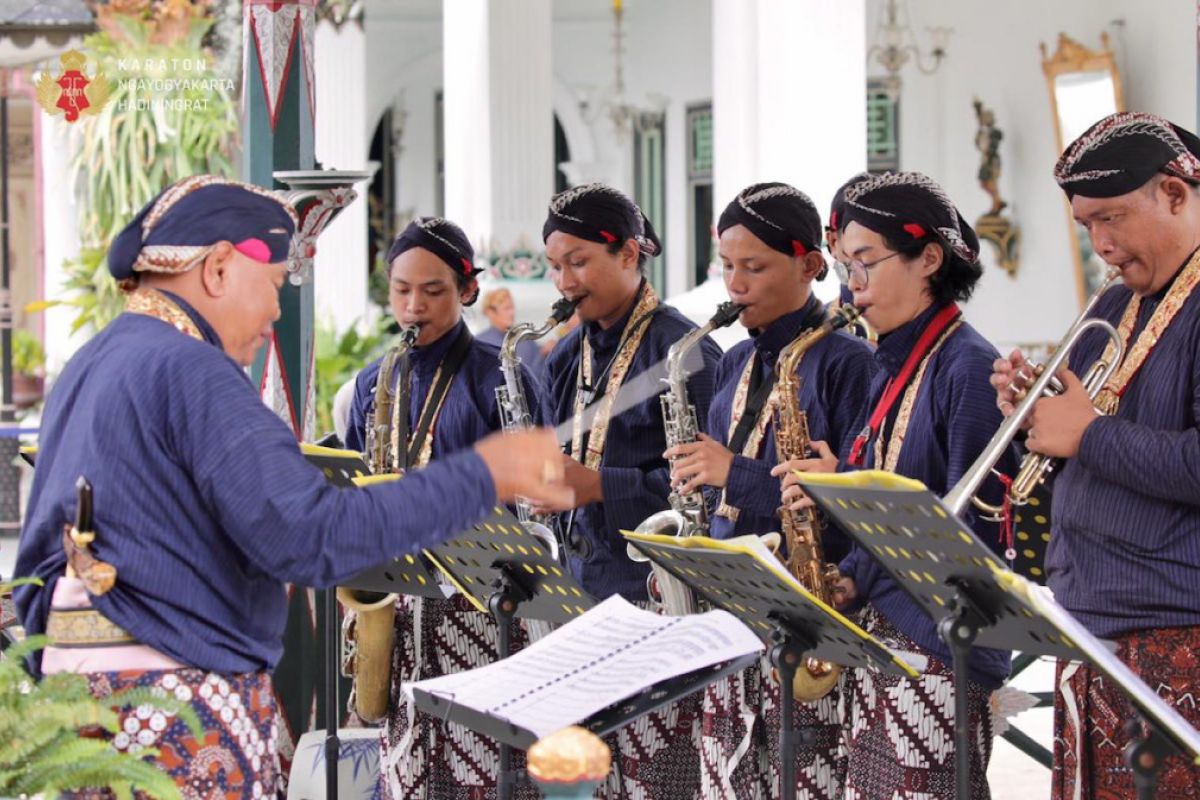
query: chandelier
[
  {"left": 867, "top": 0, "right": 951, "bottom": 77},
  {"left": 577, "top": 0, "right": 661, "bottom": 137}
]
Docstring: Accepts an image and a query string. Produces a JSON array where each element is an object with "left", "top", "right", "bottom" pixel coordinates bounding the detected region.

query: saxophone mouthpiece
[
  {"left": 712, "top": 302, "right": 746, "bottom": 330},
  {"left": 551, "top": 296, "right": 581, "bottom": 324}
]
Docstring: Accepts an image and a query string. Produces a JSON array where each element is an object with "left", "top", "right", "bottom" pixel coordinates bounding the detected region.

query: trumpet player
[
  {"left": 991, "top": 112, "right": 1200, "bottom": 800},
  {"left": 536, "top": 183, "right": 722, "bottom": 799},
  {"left": 342, "top": 217, "right": 548, "bottom": 800},
  {"left": 665, "top": 182, "right": 876, "bottom": 799},
  {"left": 779, "top": 173, "right": 1018, "bottom": 799}
]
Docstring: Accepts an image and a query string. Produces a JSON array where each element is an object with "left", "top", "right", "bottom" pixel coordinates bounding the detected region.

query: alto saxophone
[
  {"left": 627, "top": 301, "right": 744, "bottom": 615},
  {"left": 772, "top": 305, "right": 861, "bottom": 701},
  {"left": 496, "top": 297, "right": 579, "bottom": 641},
  {"left": 337, "top": 323, "right": 419, "bottom": 723}
]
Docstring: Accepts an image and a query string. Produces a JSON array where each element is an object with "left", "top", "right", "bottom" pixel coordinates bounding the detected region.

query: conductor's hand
[
  {"left": 771, "top": 440, "right": 838, "bottom": 513},
  {"left": 990, "top": 348, "right": 1035, "bottom": 423},
  {"left": 475, "top": 428, "right": 574, "bottom": 509},
  {"left": 665, "top": 434, "right": 734, "bottom": 492}
]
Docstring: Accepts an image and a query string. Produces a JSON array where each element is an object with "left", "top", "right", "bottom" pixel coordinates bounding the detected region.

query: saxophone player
[
  {"left": 991, "top": 113, "right": 1200, "bottom": 799},
  {"left": 535, "top": 183, "right": 723, "bottom": 799},
  {"left": 664, "top": 182, "right": 876, "bottom": 800},
  {"left": 779, "top": 173, "right": 1018, "bottom": 799},
  {"left": 342, "top": 217, "right": 548, "bottom": 800}
]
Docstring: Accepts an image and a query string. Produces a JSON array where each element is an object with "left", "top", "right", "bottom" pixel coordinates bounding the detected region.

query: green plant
[
  {"left": 11, "top": 330, "right": 46, "bottom": 376},
  {"left": 314, "top": 319, "right": 394, "bottom": 437},
  {"left": 58, "top": 1, "right": 239, "bottom": 333},
  {"left": 0, "top": 577, "right": 201, "bottom": 799}
]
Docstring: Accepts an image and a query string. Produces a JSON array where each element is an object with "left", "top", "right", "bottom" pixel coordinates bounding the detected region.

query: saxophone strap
[
  {"left": 848, "top": 303, "right": 961, "bottom": 468},
  {"left": 394, "top": 324, "right": 474, "bottom": 471},
  {"left": 571, "top": 281, "right": 661, "bottom": 469},
  {"left": 725, "top": 298, "right": 827, "bottom": 456}
]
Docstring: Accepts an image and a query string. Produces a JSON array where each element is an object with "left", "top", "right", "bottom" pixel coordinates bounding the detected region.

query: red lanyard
[{"left": 847, "top": 303, "right": 961, "bottom": 467}]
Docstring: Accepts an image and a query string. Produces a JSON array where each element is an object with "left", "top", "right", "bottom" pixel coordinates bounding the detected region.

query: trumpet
[{"left": 944, "top": 267, "right": 1125, "bottom": 520}]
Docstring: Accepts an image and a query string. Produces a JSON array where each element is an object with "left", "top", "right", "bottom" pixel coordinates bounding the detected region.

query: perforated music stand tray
[
  {"left": 621, "top": 529, "right": 919, "bottom": 800},
  {"left": 301, "top": 443, "right": 446, "bottom": 598},
  {"left": 795, "top": 469, "right": 1200, "bottom": 800}
]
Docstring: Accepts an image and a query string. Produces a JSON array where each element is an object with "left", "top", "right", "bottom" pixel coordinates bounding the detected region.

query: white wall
[{"left": 879, "top": 0, "right": 1195, "bottom": 350}]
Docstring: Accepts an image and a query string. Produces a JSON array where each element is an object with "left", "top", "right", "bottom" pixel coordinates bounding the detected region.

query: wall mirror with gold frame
[{"left": 1041, "top": 32, "right": 1126, "bottom": 308}]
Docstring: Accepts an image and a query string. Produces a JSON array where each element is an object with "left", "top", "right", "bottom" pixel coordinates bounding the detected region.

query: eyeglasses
[{"left": 836, "top": 251, "right": 903, "bottom": 288}]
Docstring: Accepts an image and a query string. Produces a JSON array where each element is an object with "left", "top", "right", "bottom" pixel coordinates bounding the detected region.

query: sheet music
[{"left": 402, "top": 595, "right": 763, "bottom": 740}]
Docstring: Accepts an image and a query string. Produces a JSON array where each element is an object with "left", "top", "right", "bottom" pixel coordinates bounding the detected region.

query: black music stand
[
  {"left": 622, "top": 530, "right": 920, "bottom": 800},
  {"left": 301, "top": 444, "right": 377, "bottom": 800},
  {"left": 796, "top": 469, "right": 1200, "bottom": 800},
  {"left": 1009, "top": 482, "right": 1053, "bottom": 583},
  {"left": 993, "top": 569, "right": 1200, "bottom": 800},
  {"left": 420, "top": 507, "right": 596, "bottom": 800}
]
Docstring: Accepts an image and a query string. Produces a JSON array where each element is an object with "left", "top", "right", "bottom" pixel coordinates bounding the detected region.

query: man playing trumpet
[{"left": 992, "top": 112, "right": 1200, "bottom": 799}]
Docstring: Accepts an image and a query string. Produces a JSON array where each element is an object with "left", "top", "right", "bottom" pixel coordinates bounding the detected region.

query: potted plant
[{"left": 11, "top": 330, "right": 46, "bottom": 410}]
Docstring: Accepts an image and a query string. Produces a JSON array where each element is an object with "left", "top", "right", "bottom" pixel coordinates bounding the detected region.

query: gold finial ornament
[{"left": 527, "top": 726, "right": 612, "bottom": 796}]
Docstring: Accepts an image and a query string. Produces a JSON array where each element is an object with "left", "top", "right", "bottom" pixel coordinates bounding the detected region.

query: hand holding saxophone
[
  {"left": 773, "top": 439, "right": 838, "bottom": 513},
  {"left": 665, "top": 433, "right": 734, "bottom": 493}
]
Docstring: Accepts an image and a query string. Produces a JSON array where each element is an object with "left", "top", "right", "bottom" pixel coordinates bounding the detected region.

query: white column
[
  {"left": 443, "top": 0, "right": 553, "bottom": 256},
  {"left": 712, "top": 0, "right": 866, "bottom": 303},
  {"left": 37, "top": 116, "right": 83, "bottom": 375},
  {"left": 313, "top": 19, "right": 370, "bottom": 334}
]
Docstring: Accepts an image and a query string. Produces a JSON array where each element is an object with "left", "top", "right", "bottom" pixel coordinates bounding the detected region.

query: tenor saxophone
[
  {"left": 772, "top": 305, "right": 860, "bottom": 701},
  {"left": 496, "top": 297, "right": 580, "bottom": 641},
  {"left": 337, "top": 323, "right": 419, "bottom": 722},
  {"left": 626, "top": 301, "right": 744, "bottom": 615}
]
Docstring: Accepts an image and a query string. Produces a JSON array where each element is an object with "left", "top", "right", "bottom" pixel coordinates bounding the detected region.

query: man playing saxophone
[
  {"left": 664, "top": 182, "right": 876, "bottom": 800},
  {"left": 536, "top": 183, "right": 722, "bottom": 799},
  {"left": 342, "top": 217, "right": 547, "bottom": 800},
  {"left": 991, "top": 112, "right": 1200, "bottom": 800}
]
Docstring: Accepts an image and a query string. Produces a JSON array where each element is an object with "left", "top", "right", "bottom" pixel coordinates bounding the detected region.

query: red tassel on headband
[
  {"left": 791, "top": 240, "right": 808, "bottom": 257},
  {"left": 598, "top": 230, "right": 617, "bottom": 243},
  {"left": 903, "top": 223, "right": 927, "bottom": 239}
]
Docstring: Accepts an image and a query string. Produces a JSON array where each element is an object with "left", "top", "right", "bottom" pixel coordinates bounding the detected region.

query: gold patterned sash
[
  {"left": 389, "top": 360, "right": 454, "bottom": 472},
  {"left": 877, "top": 320, "right": 963, "bottom": 472},
  {"left": 714, "top": 340, "right": 815, "bottom": 520},
  {"left": 124, "top": 288, "right": 204, "bottom": 342},
  {"left": 1094, "top": 249, "right": 1200, "bottom": 415},
  {"left": 570, "top": 282, "right": 661, "bottom": 470}
]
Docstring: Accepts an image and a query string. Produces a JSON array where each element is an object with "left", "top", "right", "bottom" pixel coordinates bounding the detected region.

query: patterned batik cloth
[
  {"left": 700, "top": 659, "right": 843, "bottom": 799},
  {"left": 379, "top": 593, "right": 536, "bottom": 800},
  {"left": 842, "top": 605, "right": 993, "bottom": 800},
  {"left": 67, "top": 669, "right": 279, "bottom": 800},
  {"left": 1052, "top": 626, "right": 1200, "bottom": 800},
  {"left": 598, "top": 688, "right": 703, "bottom": 800}
]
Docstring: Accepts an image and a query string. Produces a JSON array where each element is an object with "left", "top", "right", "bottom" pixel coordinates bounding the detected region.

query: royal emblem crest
[{"left": 35, "top": 50, "right": 112, "bottom": 122}]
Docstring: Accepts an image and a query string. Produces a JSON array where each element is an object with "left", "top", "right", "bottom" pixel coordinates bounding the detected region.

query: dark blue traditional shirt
[
  {"left": 544, "top": 295, "right": 723, "bottom": 600},
  {"left": 705, "top": 298, "right": 877, "bottom": 564},
  {"left": 476, "top": 324, "right": 547, "bottom": 385},
  {"left": 838, "top": 302, "right": 1017, "bottom": 688},
  {"left": 344, "top": 319, "right": 545, "bottom": 459},
  {"left": 16, "top": 293, "right": 498, "bottom": 675},
  {"left": 1049, "top": 270, "right": 1200, "bottom": 638}
]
